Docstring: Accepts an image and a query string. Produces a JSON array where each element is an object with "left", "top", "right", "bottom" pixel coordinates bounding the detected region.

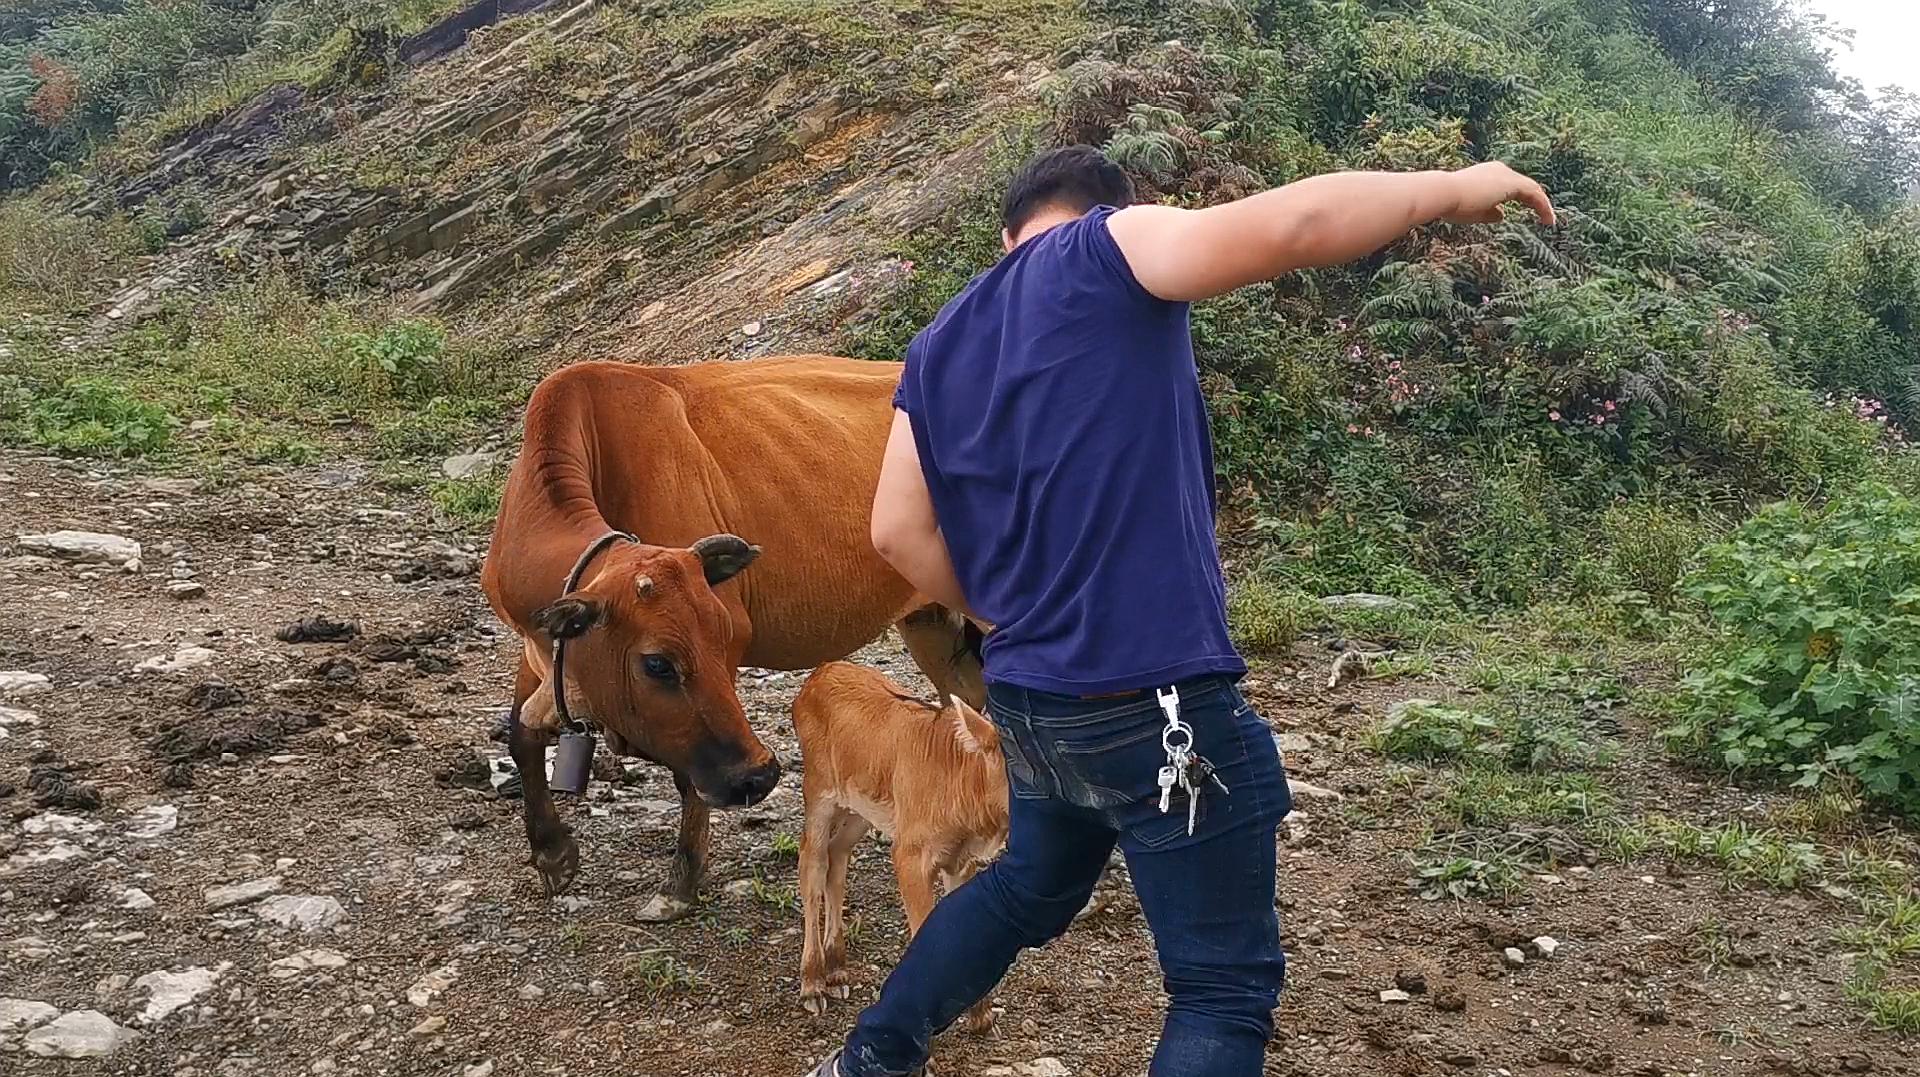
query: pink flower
[
  {"left": 1548, "top": 409, "right": 1561, "bottom": 421},
  {"left": 1348, "top": 345, "right": 1363, "bottom": 359},
  {"left": 1603, "top": 400, "right": 1616, "bottom": 412},
  {"left": 900, "top": 260, "right": 915, "bottom": 273},
  {"left": 1346, "top": 423, "right": 1361, "bottom": 434}
]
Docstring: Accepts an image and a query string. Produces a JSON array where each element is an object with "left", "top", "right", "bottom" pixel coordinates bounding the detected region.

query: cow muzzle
[{"left": 702, "top": 757, "right": 781, "bottom": 808}]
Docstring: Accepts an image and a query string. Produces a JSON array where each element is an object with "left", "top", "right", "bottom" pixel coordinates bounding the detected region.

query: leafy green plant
[
  {"left": 21, "top": 377, "right": 174, "bottom": 457},
  {"left": 1664, "top": 485, "right": 1920, "bottom": 813},
  {"left": 1409, "top": 846, "right": 1525, "bottom": 901},
  {"left": 349, "top": 320, "right": 448, "bottom": 400},
  {"left": 1371, "top": 697, "right": 1598, "bottom": 771}
]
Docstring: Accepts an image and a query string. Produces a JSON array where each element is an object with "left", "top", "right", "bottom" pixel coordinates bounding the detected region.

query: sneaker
[{"left": 803, "top": 1051, "right": 928, "bottom": 1077}]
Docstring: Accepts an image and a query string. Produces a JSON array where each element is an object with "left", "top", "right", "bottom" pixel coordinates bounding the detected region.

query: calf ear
[
  {"left": 532, "top": 596, "right": 604, "bottom": 640},
  {"left": 691, "top": 534, "right": 761, "bottom": 586},
  {"left": 947, "top": 696, "right": 995, "bottom": 755}
]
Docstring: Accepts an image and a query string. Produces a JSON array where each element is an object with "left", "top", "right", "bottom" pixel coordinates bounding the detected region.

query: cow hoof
[
  {"left": 828, "top": 984, "right": 851, "bottom": 1000},
  {"left": 530, "top": 836, "right": 580, "bottom": 896},
  {"left": 634, "top": 893, "right": 695, "bottom": 922},
  {"left": 800, "top": 991, "right": 828, "bottom": 1016}
]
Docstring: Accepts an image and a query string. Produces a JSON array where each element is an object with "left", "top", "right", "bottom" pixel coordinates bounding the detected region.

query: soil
[{"left": 1, "top": 447, "right": 1913, "bottom": 1077}]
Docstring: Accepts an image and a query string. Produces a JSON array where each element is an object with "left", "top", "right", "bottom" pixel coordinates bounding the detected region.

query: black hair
[{"left": 999, "top": 145, "right": 1135, "bottom": 237}]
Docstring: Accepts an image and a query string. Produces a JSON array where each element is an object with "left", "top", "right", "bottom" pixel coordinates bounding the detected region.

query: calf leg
[
  {"left": 822, "top": 812, "right": 870, "bottom": 991},
  {"left": 510, "top": 657, "right": 579, "bottom": 896},
  {"left": 897, "top": 606, "right": 986, "bottom": 710},
  {"left": 799, "top": 799, "right": 839, "bottom": 1014},
  {"left": 636, "top": 770, "right": 708, "bottom": 922}
]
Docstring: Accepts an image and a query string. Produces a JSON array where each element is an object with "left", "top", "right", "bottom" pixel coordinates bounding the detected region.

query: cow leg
[
  {"left": 821, "top": 811, "right": 869, "bottom": 995},
  {"left": 635, "top": 770, "right": 708, "bottom": 922},
  {"left": 897, "top": 605, "right": 985, "bottom": 709},
  {"left": 511, "top": 657, "right": 579, "bottom": 896},
  {"left": 798, "top": 798, "right": 838, "bottom": 1014}
]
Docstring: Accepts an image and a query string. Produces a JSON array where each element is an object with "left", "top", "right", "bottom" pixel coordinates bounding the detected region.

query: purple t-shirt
[{"left": 893, "top": 206, "right": 1246, "bottom": 695}]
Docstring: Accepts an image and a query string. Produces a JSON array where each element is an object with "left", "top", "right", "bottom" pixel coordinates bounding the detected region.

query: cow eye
[{"left": 640, "top": 654, "right": 680, "bottom": 684}]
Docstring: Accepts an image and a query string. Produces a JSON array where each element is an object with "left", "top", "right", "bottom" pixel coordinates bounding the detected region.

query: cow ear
[
  {"left": 533, "top": 596, "right": 603, "bottom": 640},
  {"left": 692, "top": 534, "right": 760, "bottom": 586}
]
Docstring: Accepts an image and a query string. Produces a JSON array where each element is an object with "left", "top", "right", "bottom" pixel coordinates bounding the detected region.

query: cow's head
[{"left": 531, "top": 535, "right": 779, "bottom": 808}]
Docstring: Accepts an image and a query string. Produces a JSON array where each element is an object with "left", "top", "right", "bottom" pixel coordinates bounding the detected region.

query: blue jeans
[{"left": 839, "top": 675, "right": 1291, "bottom": 1076}]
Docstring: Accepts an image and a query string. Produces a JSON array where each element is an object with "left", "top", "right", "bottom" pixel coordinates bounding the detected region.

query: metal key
[
  {"left": 1157, "top": 765, "right": 1179, "bottom": 814},
  {"left": 1183, "top": 768, "right": 1201, "bottom": 835}
]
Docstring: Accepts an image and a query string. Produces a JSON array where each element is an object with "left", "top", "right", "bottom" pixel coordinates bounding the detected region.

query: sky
[{"left": 1807, "top": 0, "right": 1918, "bottom": 97}]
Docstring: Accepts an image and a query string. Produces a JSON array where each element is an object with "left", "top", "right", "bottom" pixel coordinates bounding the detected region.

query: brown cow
[
  {"left": 481, "top": 356, "right": 984, "bottom": 922},
  {"left": 792, "top": 661, "right": 1008, "bottom": 1032}
]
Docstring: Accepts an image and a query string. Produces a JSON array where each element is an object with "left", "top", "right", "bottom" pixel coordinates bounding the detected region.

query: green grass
[
  {"left": 2, "top": 273, "right": 526, "bottom": 472},
  {"left": 431, "top": 476, "right": 505, "bottom": 531},
  {"left": 1436, "top": 769, "right": 1613, "bottom": 828}
]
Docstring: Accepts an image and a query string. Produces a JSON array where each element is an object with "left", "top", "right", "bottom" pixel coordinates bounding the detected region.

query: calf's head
[{"left": 532, "top": 535, "right": 779, "bottom": 808}]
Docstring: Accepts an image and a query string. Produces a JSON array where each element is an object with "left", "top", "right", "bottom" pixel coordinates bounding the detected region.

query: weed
[
  {"left": 770, "top": 832, "right": 801, "bottom": 861},
  {"left": 1408, "top": 842, "right": 1525, "bottom": 901},
  {"left": 611, "top": 950, "right": 700, "bottom": 994},
  {"left": 1850, "top": 963, "right": 1920, "bottom": 1033},
  {"left": 751, "top": 874, "right": 799, "bottom": 913},
  {"left": 1689, "top": 917, "right": 1736, "bottom": 973},
  {"left": 1771, "top": 785, "right": 1867, "bottom": 834}
]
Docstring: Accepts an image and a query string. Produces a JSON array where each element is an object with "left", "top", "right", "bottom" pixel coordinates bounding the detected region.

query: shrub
[
  {"left": 1226, "top": 576, "right": 1313, "bottom": 654},
  {"left": 1665, "top": 484, "right": 1920, "bottom": 813},
  {"left": 1597, "top": 500, "right": 1715, "bottom": 603},
  {"left": 0, "top": 199, "right": 135, "bottom": 311}
]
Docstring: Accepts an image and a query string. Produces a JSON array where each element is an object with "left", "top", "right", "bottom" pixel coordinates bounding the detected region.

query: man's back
[{"left": 894, "top": 206, "right": 1245, "bottom": 695}]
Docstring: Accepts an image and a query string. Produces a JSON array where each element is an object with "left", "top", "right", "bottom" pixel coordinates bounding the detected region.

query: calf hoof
[
  {"left": 964, "top": 1003, "right": 998, "bottom": 1035},
  {"left": 530, "top": 834, "right": 580, "bottom": 896},
  {"left": 634, "top": 892, "right": 696, "bottom": 923},
  {"left": 800, "top": 990, "right": 829, "bottom": 1016}
]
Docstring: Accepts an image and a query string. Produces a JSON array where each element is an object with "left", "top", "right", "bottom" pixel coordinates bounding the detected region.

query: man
[{"left": 811, "top": 146, "right": 1554, "bottom": 1077}]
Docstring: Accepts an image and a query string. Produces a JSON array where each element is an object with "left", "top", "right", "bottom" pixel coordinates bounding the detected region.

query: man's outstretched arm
[
  {"left": 871, "top": 409, "right": 974, "bottom": 618},
  {"left": 1107, "top": 161, "right": 1556, "bottom": 303}
]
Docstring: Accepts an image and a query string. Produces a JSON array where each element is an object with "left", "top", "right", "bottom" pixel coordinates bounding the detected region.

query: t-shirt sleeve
[
  {"left": 1082, "top": 206, "right": 1181, "bottom": 311},
  {"left": 893, "top": 333, "right": 923, "bottom": 414}
]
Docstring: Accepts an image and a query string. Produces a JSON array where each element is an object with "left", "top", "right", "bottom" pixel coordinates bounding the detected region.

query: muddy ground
[{"left": 0, "top": 447, "right": 1912, "bottom": 1076}]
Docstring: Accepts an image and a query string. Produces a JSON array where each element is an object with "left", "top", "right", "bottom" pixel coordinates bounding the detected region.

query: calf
[{"left": 792, "top": 662, "right": 1009, "bottom": 1032}]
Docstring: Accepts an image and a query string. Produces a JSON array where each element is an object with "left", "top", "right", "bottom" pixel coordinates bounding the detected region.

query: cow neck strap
[{"left": 551, "top": 529, "right": 637, "bottom": 731}]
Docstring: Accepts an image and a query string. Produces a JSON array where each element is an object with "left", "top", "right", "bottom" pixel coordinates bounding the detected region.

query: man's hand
[{"left": 1441, "top": 162, "right": 1556, "bottom": 226}]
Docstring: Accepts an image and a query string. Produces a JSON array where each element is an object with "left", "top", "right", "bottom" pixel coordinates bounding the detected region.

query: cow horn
[
  {"left": 691, "top": 534, "right": 760, "bottom": 586},
  {"left": 635, "top": 574, "right": 655, "bottom": 598}
]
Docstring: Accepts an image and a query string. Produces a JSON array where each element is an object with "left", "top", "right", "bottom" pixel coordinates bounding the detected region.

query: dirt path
[{"left": 0, "top": 448, "right": 1911, "bottom": 1076}]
